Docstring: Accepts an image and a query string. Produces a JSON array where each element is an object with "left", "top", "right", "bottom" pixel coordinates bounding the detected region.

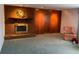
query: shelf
[{"left": 5, "top": 18, "right": 33, "bottom": 24}]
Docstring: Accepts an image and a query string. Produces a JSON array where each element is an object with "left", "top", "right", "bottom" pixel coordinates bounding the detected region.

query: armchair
[{"left": 63, "top": 26, "right": 77, "bottom": 40}]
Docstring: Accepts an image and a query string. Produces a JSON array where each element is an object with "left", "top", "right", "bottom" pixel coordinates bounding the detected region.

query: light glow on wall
[
  {"left": 35, "top": 10, "right": 45, "bottom": 33},
  {"left": 9, "top": 9, "right": 28, "bottom": 18},
  {"left": 50, "top": 13, "right": 58, "bottom": 29}
]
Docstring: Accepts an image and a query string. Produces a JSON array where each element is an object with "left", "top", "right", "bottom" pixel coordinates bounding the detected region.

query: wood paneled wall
[
  {"left": 34, "top": 9, "right": 61, "bottom": 34},
  {"left": 5, "top": 5, "right": 35, "bottom": 35},
  {"left": 5, "top": 5, "right": 61, "bottom": 35},
  {"left": 49, "top": 11, "right": 61, "bottom": 33},
  {"left": 34, "top": 9, "right": 47, "bottom": 34}
]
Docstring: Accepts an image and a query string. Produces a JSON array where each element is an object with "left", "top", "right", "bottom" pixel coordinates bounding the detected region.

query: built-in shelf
[{"left": 5, "top": 18, "right": 33, "bottom": 23}]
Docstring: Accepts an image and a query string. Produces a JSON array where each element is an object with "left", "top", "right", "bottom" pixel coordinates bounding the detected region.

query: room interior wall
[
  {"left": 5, "top": 5, "right": 35, "bottom": 35},
  {"left": 34, "top": 9, "right": 46, "bottom": 34},
  {"left": 77, "top": 10, "right": 79, "bottom": 39},
  {"left": 34, "top": 9, "right": 61, "bottom": 34},
  {"left": 61, "top": 9, "right": 79, "bottom": 34},
  {"left": 49, "top": 10, "right": 61, "bottom": 33},
  {"left": 5, "top": 5, "right": 61, "bottom": 35},
  {"left": 0, "top": 4, "right": 5, "bottom": 51}
]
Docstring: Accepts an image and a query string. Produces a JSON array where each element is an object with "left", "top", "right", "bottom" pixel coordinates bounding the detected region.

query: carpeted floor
[{"left": 1, "top": 33, "right": 79, "bottom": 54}]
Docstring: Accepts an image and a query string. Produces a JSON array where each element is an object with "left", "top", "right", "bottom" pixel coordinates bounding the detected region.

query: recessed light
[{"left": 35, "top": 9, "right": 39, "bottom": 11}]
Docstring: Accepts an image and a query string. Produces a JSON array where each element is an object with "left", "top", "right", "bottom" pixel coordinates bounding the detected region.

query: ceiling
[{"left": 8, "top": 4, "right": 79, "bottom": 10}]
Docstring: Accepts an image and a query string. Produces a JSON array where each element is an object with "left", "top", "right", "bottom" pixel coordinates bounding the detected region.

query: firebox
[{"left": 15, "top": 23, "right": 28, "bottom": 33}]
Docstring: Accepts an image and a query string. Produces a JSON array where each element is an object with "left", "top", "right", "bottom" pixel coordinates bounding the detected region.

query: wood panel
[
  {"left": 34, "top": 9, "right": 46, "bottom": 34},
  {"left": 48, "top": 10, "right": 61, "bottom": 33},
  {"left": 4, "top": 5, "right": 35, "bottom": 20},
  {"left": 5, "top": 24, "right": 15, "bottom": 35},
  {"left": 34, "top": 9, "right": 61, "bottom": 34}
]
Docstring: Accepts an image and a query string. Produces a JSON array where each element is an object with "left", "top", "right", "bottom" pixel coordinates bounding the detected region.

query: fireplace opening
[
  {"left": 15, "top": 23, "right": 28, "bottom": 33},
  {"left": 16, "top": 26, "right": 27, "bottom": 32}
]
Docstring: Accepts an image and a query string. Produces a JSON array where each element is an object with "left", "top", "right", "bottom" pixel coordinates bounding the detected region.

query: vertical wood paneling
[
  {"left": 5, "top": 5, "right": 61, "bottom": 35},
  {"left": 34, "top": 10, "right": 46, "bottom": 34},
  {"left": 49, "top": 11, "right": 61, "bottom": 33}
]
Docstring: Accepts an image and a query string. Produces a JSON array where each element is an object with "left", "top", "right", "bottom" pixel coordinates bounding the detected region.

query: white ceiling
[{"left": 8, "top": 4, "right": 79, "bottom": 10}]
